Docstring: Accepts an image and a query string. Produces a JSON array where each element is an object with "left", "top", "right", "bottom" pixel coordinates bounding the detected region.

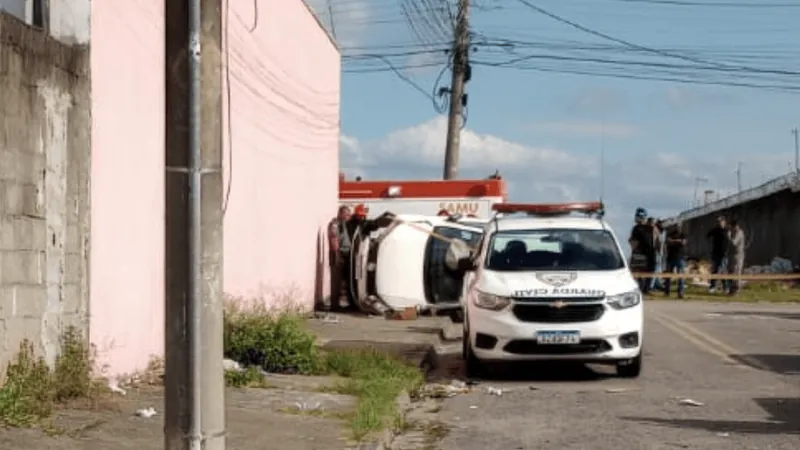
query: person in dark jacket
[
  {"left": 629, "top": 208, "right": 657, "bottom": 293},
  {"left": 328, "top": 205, "right": 353, "bottom": 311},
  {"left": 706, "top": 216, "right": 729, "bottom": 293}
]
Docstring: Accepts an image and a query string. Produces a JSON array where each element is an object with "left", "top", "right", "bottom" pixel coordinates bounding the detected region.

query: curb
[{"left": 439, "top": 322, "right": 463, "bottom": 342}]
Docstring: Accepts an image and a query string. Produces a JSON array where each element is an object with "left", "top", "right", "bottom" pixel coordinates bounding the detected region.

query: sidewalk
[{"left": 0, "top": 314, "right": 449, "bottom": 450}]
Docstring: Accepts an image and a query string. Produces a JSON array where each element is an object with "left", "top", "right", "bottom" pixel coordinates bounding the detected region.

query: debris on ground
[
  {"left": 223, "top": 358, "right": 243, "bottom": 372},
  {"left": 486, "top": 386, "right": 503, "bottom": 396},
  {"left": 312, "top": 312, "right": 341, "bottom": 324},
  {"left": 386, "top": 306, "right": 420, "bottom": 321},
  {"left": 293, "top": 400, "right": 322, "bottom": 412},
  {"left": 744, "top": 257, "right": 794, "bottom": 275},
  {"left": 678, "top": 398, "right": 705, "bottom": 407},
  {"left": 108, "top": 379, "right": 127, "bottom": 395},
  {"left": 418, "top": 380, "right": 471, "bottom": 398},
  {"left": 605, "top": 387, "right": 640, "bottom": 394},
  {"left": 135, "top": 407, "right": 157, "bottom": 418}
]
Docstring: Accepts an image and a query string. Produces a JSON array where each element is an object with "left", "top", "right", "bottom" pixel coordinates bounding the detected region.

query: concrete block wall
[
  {"left": 680, "top": 189, "right": 800, "bottom": 267},
  {"left": 0, "top": 12, "right": 90, "bottom": 370}
]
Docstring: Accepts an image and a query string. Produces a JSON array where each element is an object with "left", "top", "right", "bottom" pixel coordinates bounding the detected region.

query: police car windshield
[{"left": 485, "top": 229, "right": 624, "bottom": 271}]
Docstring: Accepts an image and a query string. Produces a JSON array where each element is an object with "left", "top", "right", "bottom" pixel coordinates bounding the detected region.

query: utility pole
[
  {"left": 736, "top": 162, "right": 742, "bottom": 192},
  {"left": 792, "top": 127, "right": 799, "bottom": 174},
  {"left": 164, "top": 0, "right": 225, "bottom": 449},
  {"left": 442, "top": 0, "right": 471, "bottom": 180}
]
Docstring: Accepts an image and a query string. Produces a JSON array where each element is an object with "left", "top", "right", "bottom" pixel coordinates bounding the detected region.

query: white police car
[{"left": 454, "top": 202, "right": 643, "bottom": 378}]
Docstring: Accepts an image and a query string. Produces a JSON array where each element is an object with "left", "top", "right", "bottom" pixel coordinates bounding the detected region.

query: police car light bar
[{"left": 491, "top": 202, "right": 605, "bottom": 216}]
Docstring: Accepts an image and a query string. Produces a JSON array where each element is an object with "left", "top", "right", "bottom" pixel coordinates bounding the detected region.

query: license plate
[{"left": 536, "top": 330, "right": 580, "bottom": 345}]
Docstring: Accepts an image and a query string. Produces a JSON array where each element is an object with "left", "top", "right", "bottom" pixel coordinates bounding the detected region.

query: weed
[
  {"left": 0, "top": 327, "right": 103, "bottom": 428},
  {"left": 223, "top": 305, "right": 424, "bottom": 441},
  {"left": 0, "top": 341, "right": 55, "bottom": 426},
  {"left": 224, "top": 308, "right": 324, "bottom": 375},
  {"left": 224, "top": 366, "right": 269, "bottom": 388},
  {"left": 325, "top": 349, "right": 424, "bottom": 440},
  {"left": 53, "top": 328, "right": 95, "bottom": 401}
]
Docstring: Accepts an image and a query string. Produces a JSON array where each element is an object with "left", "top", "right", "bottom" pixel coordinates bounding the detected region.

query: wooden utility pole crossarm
[
  {"left": 164, "top": 0, "right": 226, "bottom": 449},
  {"left": 442, "top": 0, "right": 471, "bottom": 180}
]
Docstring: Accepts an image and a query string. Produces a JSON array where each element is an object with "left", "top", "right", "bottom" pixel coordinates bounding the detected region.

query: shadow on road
[
  {"left": 730, "top": 353, "right": 800, "bottom": 375},
  {"left": 623, "top": 397, "right": 800, "bottom": 436},
  {"left": 427, "top": 350, "right": 613, "bottom": 383}
]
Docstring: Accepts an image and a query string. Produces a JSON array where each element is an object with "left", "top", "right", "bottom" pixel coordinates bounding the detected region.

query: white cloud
[
  {"left": 305, "top": 0, "right": 369, "bottom": 48},
  {"left": 529, "top": 120, "right": 639, "bottom": 138},
  {"left": 340, "top": 117, "right": 794, "bottom": 236}
]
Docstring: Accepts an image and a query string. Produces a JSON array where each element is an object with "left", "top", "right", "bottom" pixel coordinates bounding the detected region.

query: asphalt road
[{"left": 427, "top": 301, "right": 799, "bottom": 450}]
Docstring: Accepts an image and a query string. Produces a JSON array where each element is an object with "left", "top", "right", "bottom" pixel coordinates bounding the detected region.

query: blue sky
[{"left": 308, "top": 0, "right": 800, "bottom": 236}]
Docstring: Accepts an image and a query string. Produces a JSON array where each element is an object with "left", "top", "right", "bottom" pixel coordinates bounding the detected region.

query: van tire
[{"left": 616, "top": 353, "right": 642, "bottom": 378}]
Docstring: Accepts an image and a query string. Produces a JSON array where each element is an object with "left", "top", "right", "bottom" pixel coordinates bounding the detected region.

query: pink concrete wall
[
  {"left": 222, "top": 1, "right": 341, "bottom": 305},
  {"left": 90, "top": 0, "right": 340, "bottom": 377}
]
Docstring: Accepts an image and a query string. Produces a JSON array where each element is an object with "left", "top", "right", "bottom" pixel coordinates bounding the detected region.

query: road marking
[
  {"left": 650, "top": 313, "right": 741, "bottom": 367},
  {"left": 651, "top": 312, "right": 771, "bottom": 372}
]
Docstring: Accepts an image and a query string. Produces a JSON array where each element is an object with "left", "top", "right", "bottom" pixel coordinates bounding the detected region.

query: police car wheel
[{"left": 616, "top": 353, "right": 643, "bottom": 378}]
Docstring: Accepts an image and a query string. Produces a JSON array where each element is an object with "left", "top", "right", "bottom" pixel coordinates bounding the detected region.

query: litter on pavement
[
  {"left": 486, "top": 386, "right": 503, "bottom": 396},
  {"left": 294, "top": 401, "right": 322, "bottom": 411},
  {"left": 135, "top": 407, "right": 157, "bottom": 418},
  {"left": 107, "top": 379, "right": 127, "bottom": 395},
  {"left": 419, "top": 380, "right": 471, "bottom": 398},
  {"left": 678, "top": 398, "right": 705, "bottom": 407}
]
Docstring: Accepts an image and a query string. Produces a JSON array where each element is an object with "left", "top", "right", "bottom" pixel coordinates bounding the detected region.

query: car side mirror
[{"left": 457, "top": 257, "right": 477, "bottom": 272}]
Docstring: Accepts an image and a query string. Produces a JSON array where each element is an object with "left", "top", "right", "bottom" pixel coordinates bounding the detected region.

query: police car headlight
[
  {"left": 473, "top": 292, "right": 511, "bottom": 311},
  {"left": 607, "top": 291, "right": 641, "bottom": 310}
]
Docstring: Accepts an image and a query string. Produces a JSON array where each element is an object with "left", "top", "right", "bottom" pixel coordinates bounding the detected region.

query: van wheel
[{"left": 616, "top": 353, "right": 642, "bottom": 378}]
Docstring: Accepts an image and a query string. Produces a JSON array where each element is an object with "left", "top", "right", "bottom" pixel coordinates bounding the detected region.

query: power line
[
  {"left": 514, "top": 0, "right": 800, "bottom": 77},
  {"left": 599, "top": 0, "right": 800, "bottom": 7},
  {"left": 347, "top": 54, "right": 440, "bottom": 101},
  {"left": 472, "top": 60, "right": 800, "bottom": 92}
]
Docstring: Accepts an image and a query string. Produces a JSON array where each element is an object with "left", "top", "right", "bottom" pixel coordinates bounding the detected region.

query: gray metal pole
[
  {"left": 164, "top": 0, "right": 225, "bottom": 448},
  {"left": 442, "top": 0, "right": 470, "bottom": 180},
  {"left": 792, "top": 127, "right": 799, "bottom": 174}
]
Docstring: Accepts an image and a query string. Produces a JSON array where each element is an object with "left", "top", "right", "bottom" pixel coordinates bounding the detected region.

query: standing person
[
  {"left": 664, "top": 223, "right": 688, "bottom": 299},
  {"left": 650, "top": 219, "right": 665, "bottom": 292},
  {"left": 343, "top": 205, "right": 396, "bottom": 311},
  {"left": 327, "top": 205, "right": 352, "bottom": 311},
  {"left": 725, "top": 219, "right": 746, "bottom": 296},
  {"left": 629, "top": 208, "right": 657, "bottom": 293},
  {"left": 706, "top": 216, "right": 729, "bottom": 293}
]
